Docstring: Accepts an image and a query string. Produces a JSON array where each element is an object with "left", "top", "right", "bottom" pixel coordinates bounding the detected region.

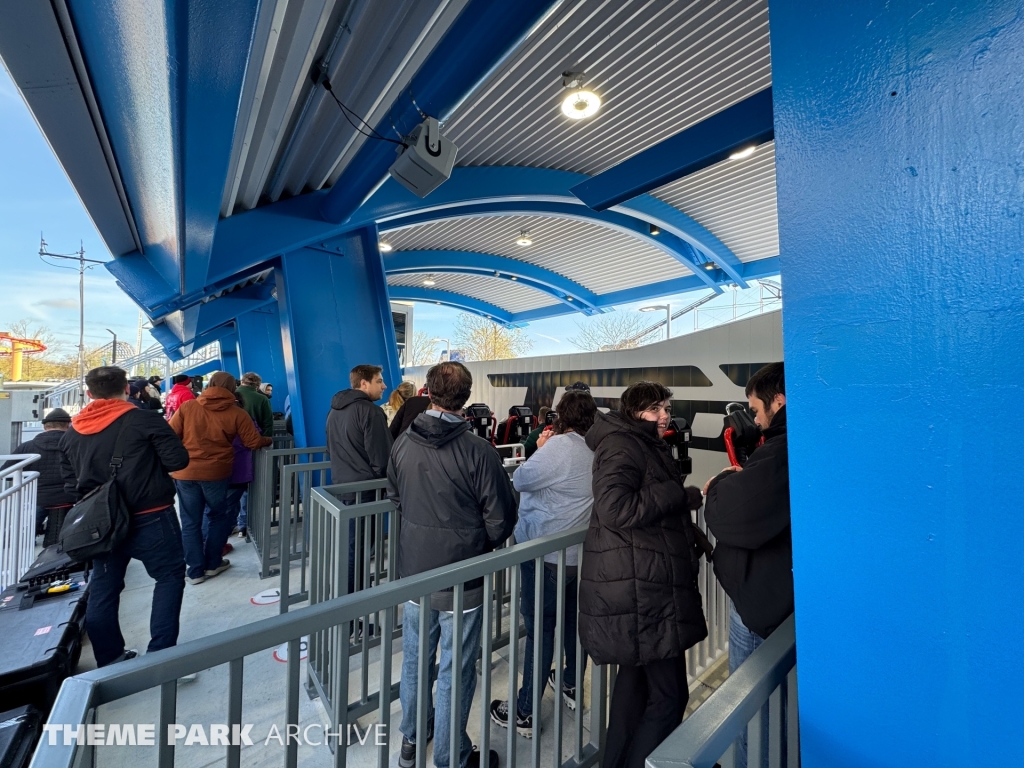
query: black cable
[{"left": 322, "top": 79, "right": 406, "bottom": 146}]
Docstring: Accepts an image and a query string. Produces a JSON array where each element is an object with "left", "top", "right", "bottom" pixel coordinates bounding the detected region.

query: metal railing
[
  {"left": 31, "top": 529, "right": 609, "bottom": 768},
  {"left": 646, "top": 615, "right": 798, "bottom": 768},
  {"left": 249, "top": 445, "right": 327, "bottom": 580},
  {"left": 1, "top": 453, "right": 40, "bottom": 590},
  {"left": 277, "top": 459, "right": 331, "bottom": 612}
]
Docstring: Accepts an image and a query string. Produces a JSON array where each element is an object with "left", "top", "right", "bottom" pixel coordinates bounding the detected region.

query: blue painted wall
[
  {"left": 770, "top": 1, "right": 1024, "bottom": 765},
  {"left": 276, "top": 228, "right": 400, "bottom": 448},
  {"left": 235, "top": 304, "right": 288, "bottom": 414}
]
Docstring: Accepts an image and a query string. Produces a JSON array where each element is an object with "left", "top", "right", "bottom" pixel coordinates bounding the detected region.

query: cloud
[{"left": 36, "top": 298, "right": 79, "bottom": 310}]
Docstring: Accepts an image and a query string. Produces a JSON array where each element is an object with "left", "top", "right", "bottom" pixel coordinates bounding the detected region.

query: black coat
[
  {"left": 389, "top": 396, "right": 431, "bottom": 440},
  {"left": 60, "top": 410, "right": 189, "bottom": 513},
  {"left": 578, "top": 411, "right": 708, "bottom": 666},
  {"left": 6, "top": 430, "right": 78, "bottom": 507},
  {"left": 704, "top": 406, "right": 792, "bottom": 639},
  {"left": 326, "top": 390, "right": 393, "bottom": 498},
  {"left": 387, "top": 412, "right": 517, "bottom": 610}
]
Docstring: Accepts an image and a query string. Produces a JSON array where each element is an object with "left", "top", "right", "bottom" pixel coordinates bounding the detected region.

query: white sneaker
[
  {"left": 187, "top": 574, "right": 206, "bottom": 585},
  {"left": 205, "top": 559, "right": 231, "bottom": 579}
]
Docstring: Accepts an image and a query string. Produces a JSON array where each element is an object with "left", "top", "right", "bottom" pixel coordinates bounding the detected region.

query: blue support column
[
  {"left": 235, "top": 303, "right": 288, "bottom": 414},
  {"left": 276, "top": 228, "right": 399, "bottom": 448},
  {"left": 771, "top": 2, "right": 1024, "bottom": 766},
  {"left": 218, "top": 332, "right": 240, "bottom": 379}
]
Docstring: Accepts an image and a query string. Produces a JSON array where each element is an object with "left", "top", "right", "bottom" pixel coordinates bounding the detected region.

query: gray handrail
[{"left": 645, "top": 614, "right": 797, "bottom": 768}]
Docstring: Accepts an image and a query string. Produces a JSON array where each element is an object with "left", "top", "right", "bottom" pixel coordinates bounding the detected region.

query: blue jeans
[
  {"left": 87, "top": 508, "right": 185, "bottom": 667},
  {"left": 517, "top": 560, "right": 585, "bottom": 716},
  {"left": 176, "top": 479, "right": 234, "bottom": 580},
  {"left": 236, "top": 488, "right": 249, "bottom": 530},
  {"left": 400, "top": 601, "right": 483, "bottom": 768},
  {"left": 227, "top": 485, "right": 246, "bottom": 529},
  {"left": 729, "top": 603, "right": 768, "bottom": 768}
]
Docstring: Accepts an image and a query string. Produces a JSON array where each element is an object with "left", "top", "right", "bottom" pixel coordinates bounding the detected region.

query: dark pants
[
  {"left": 517, "top": 560, "right": 585, "bottom": 716},
  {"left": 175, "top": 479, "right": 233, "bottom": 580},
  {"left": 87, "top": 508, "right": 186, "bottom": 667},
  {"left": 604, "top": 656, "right": 690, "bottom": 768},
  {"left": 226, "top": 484, "right": 246, "bottom": 527},
  {"left": 35, "top": 504, "right": 46, "bottom": 536}
]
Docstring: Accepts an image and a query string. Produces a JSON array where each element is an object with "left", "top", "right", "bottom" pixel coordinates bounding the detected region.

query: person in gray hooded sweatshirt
[
  {"left": 388, "top": 361, "right": 516, "bottom": 768},
  {"left": 325, "top": 364, "right": 392, "bottom": 591}
]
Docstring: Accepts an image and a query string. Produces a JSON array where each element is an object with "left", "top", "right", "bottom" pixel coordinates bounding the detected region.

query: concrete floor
[{"left": 71, "top": 530, "right": 729, "bottom": 768}]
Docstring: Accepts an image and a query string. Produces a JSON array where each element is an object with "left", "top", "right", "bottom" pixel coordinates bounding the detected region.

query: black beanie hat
[
  {"left": 42, "top": 408, "right": 72, "bottom": 424},
  {"left": 172, "top": 374, "right": 190, "bottom": 385}
]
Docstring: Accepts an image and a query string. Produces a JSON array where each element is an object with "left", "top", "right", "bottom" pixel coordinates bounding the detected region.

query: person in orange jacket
[{"left": 169, "top": 371, "right": 271, "bottom": 584}]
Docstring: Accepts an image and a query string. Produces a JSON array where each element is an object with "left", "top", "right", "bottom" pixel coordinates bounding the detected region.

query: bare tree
[
  {"left": 567, "top": 312, "right": 660, "bottom": 351},
  {"left": 407, "top": 331, "right": 440, "bottom": 367},
  {"left": 452, "top": 313, "right": 533, "bottom": 361}
]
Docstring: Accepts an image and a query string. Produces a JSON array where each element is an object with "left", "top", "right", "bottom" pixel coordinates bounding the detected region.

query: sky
[{"left": 0, "top": 64, "right": 779, "bottom": 366}]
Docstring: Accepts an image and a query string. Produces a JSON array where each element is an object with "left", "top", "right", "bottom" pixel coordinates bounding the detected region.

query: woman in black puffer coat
[{"left": 579, "top": 381, "right": 708, "bottom": 768}]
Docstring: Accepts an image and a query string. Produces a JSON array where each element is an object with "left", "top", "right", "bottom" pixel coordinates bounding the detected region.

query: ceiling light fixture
[
  {"left": 510, "top": 276, "right": 518, "bottom": 281},
  {"left": 378, "top": 241, "right": 393, "bottom": 252},
  {"left": 729, "top": 145, "right": 757, "bottom": 161},
  {"left": 560, "top": 71, "right": 601, "bottom": 120},
  {"left": 422, "top": 274, "right": 436, "bottom": 286},
  {"left": 704, "top": 261, "right": 717, "bottom": 271},
  {"left": 649, "top": 224, "right": 661, "bottom": 236},
  {"left": 516, "top": 230, "right": 532, "bottom": 246}
]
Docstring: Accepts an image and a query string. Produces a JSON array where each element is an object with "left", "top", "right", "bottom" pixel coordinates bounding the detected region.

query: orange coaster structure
[{"left": 0, "top": 332, "right": 47, "bottom": 381}]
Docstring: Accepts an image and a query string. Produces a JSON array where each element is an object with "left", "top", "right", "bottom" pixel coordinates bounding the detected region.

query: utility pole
[
  {"left": 106, "top": 329, "right": 117, "bottom": 364},
  {"left": 39, "top": 236, "right": 107, "bottom": 402}
]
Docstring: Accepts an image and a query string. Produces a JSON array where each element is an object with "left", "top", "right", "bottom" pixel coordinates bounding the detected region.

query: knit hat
[
  {"left": 172, "top": 374, "right": 190, "bottom": 385},
  {"left": 42, "top": 408, "right": 72, "bottom": 424}
]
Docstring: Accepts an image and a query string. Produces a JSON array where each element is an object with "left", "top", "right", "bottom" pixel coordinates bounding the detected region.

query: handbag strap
[{"left": 108, "top": 411, "right": 133, "bottom": 478}]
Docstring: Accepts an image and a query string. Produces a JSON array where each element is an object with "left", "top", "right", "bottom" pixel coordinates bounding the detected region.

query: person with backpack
[{"left": 59, "top": 366, "right": 190, "bottom": 668}]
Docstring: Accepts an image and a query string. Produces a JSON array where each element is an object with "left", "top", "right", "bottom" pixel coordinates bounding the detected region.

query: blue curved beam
[
  {"left": 385, "top": 250, "right": 605, "bottom": 315},
  {"left": 386, "top": 286, "right": 514, "bottom": 325},
  {"left": 205, "top": 166, "right": 748, "bottom": 294}
]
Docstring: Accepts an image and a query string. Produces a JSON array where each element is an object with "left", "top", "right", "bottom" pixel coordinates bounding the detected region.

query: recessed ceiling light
[
  {"left": 729, "top": 145, "right": 757, "bottom": 161},
  {"left": 379, "top": 241, "right": 393, "bottom": 252},
  {"left": 516, "top": 230, "right": 532, "bottom": 246},
  {"left": 510, "top": 276, "right": 517, "bottom": 281},
  {"left": 423, "top": 274, "right": 436, "bottom": 286},
  {"left": 704, "top": 262, "right": 717, "bottom": 271},
  {"left": 560, "top": 71, "right": 601, "bottom": 120},
  {"left": 649, "top": 224, "right": 660, "bottom": 236}
]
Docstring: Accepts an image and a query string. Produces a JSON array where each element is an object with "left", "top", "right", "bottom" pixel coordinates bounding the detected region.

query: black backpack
[{"left": 58, "top": 414, "right": 132, "bottom": 563}]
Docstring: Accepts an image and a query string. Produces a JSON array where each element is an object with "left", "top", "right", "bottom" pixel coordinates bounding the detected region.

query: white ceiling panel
[{"left": 387, "top": 271, "right": 558, "bottom": 314}]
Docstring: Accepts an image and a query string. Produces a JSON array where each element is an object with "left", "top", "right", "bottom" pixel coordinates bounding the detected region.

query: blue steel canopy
[{"left": 0, "top": 0, "right": 779, "bottom": 351}]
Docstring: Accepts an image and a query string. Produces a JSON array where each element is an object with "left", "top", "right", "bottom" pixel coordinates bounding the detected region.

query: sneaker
[
  {"left": 118, "top": 649, "right": 139, "bottom": 663},
  {"left": 187, "top": 574, "right": 206, "bottom": 585},
  {"left": 222, "top": 542, "right": 234, "bottom": 556},
  {"left": 489, "top": 699, "right": 533, "bottom": 738},
  {"left": 399, "top": 738, "right": 416, "bottom": 768},
  {"left": 178, "top": 672, "right": 199, "bottom": 684},
  {"left": 238, "top": 527, "right": 247, "bottom": 539},
  {"left": 205, "top": 559, "right": 231, "bottom": 579},
  {"left": 549, "top": 669, "right": 577, "bottom": 711},
  {"left": 231, "top": 525, "right": 240, "bottom": 535},
  {"left": 466, "top": 747, "right": 499, "bottom": 768}
]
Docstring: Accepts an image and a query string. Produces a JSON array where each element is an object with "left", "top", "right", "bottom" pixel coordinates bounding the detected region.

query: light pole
[
  {"left": 38, "top": 236, "right": 106, "bottom": 399},
  {"left": 640, "top": 304, "right": 673, "bottom": 340},
  {"left": 106, "top": 329, "right": 117, "bottom": 364},
  {"left": 431, "top": 337, "right": 451, "bottom": 362}
]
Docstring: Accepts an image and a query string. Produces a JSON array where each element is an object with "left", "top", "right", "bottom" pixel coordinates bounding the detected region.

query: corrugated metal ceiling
[
  {"left": 386, "top": 272, "right": 557, "bottom": 314},
  {"left": 382, "top": 214, "right": 692, "bottom": 295}
]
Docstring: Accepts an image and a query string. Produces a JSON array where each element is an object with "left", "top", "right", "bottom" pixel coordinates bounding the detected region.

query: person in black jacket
[
  {"left": 389, "top": 361, "right": 516, "bottom": 768},
  {"left": 703, "top": 362, "right": 790, "bottom": 768},
  {"left": 325, "top": 364, "right": 393, "bottom": 591},
  {"left": 579, "top": 381, "right": 707, "bottom": 768},
  {"left": 389, "top": 392, "right": 431, "bottom": 439},
  {"left": 60, "top": 366, "right": 191, "bottom": 670},
  {"left": 4, "top": 408, "right": 78, "bottom": 541}
]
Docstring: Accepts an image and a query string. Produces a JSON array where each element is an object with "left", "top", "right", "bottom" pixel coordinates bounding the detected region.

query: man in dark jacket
[
  {"left": 5, "top": 408, "right": 77, "bottom": 540},
  {"left": 60, "top": 366, "right": 191, "bottom": 669},
  {"left": 388, "top": 392, "right": 430, "bottom": 439},
  {"left": 703, "top": 362, "right": 790, "bottom": 768},
  {"left": 389, "top": 361, "right": 515, "bottom": 768},
  {"left": 326, "top": 364, "right": 393, "bottom": 591},
  {"left": 233, "top": 371, "right": 274, "bottom": 536}
]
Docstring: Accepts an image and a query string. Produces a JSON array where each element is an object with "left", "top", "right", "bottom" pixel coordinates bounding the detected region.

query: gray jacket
[{"left": 512, "top": 432, "right": 594, "bottom": 565}]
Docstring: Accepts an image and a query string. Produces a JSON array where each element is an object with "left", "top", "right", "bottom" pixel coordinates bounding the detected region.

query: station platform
[{"left": 71, "top": 514, "right": 729, "bottom": 768}]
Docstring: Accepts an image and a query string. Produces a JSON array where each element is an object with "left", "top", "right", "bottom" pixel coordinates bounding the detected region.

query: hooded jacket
[
  {"left": 387, "top": 411, "right": 518, "bottom": 610},
  {"left": 326, "top": 389, "right": 393, "bottom": 496},
  {"left": 704, "top": 405, "right": 792, "bottom": 639},
  {"left": 60, "top": 398, "right": 190, "bottom": 514},
  {"left": 163, "top": 382, "right": 195, "bottom": 421},
  {"left": 236, "top": 384, "right": 274, "bottom": 437},
  {"left": 578, "top": 411, "right": 708, "bottom": 666},
  {"left": 168, "top": 386, "right": 272, "bottom": 481},
  {"left": 388, "top": 395, "right": 431, "bottom": 440},
  {"left": 7, "top": 430, "right": 78, "bottom": 508}
]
